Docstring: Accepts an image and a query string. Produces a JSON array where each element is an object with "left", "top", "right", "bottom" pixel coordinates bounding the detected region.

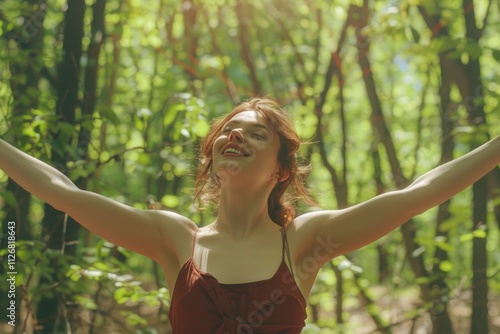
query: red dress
[{"left": 169, "top": 227, "right": 307, "bottom": 333}]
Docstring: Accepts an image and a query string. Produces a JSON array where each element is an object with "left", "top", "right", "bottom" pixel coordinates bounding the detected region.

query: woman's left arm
[{"left": 297, "top": 136, "right": 500, "bottom": 259}]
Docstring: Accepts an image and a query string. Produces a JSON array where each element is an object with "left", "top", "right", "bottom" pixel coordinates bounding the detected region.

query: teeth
[{"left": 224, "top": 147, "right": 244, "bottom": 155}]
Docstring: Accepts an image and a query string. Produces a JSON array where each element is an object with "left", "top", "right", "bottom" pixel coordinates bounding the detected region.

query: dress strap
[
  {"left": 281, "top": 226, "right": 295, "bottom": 279},
  {"left": 192, "top": 228, "right": 198, "bottom": 256},
  {"left": 281, "top": 226, "right": 286, "bottom": 261},
  {"left": 192, "top": 228, "right": 209, "bottom": 272}
]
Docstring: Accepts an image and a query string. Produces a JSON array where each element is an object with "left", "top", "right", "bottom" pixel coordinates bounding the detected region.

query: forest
[{"left": 0, "top": 0, "right": 499, "bottom": 333}]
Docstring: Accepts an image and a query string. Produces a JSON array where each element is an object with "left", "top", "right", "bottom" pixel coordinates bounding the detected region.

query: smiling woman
[
  {"left": 0, "top": 96, "right": 499, "bottom": 333},
  {"left": 194, "top": 97, "right": 315, "bottom": 228}
]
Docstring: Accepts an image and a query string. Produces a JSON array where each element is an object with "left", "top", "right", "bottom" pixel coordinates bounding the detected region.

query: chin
[
  {"left": 213, "top": 161, "right": 244, "bottom": 181},
  {"left": 217, "top": 164, "right": 269, "bottom": 189}
]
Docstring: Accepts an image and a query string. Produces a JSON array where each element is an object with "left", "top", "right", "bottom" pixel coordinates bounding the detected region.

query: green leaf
[
  {"left": 193, "top": 119, "right": 210, "bottom": 137},
  {"left": 75, "top": 295, "right": 98, "bottom": 310},
  {"left": 439, "top": 260, "right": 453, "bottom": 272},
  {"left": 472, "top": 229, "right": 486, "bottom": 238},
  {"left": 492, "top": 49, "right": 500, "bottom": 62},
  {"left": 409, "top": 26, "right": 420, "bottom": 43},
  {"left": 124, "top": 312, "right": 147, "bottom": 326},
  {"left": 101, "top": 107, "right": 121, "bottom": 127},
  {"left": 0, "top": 191, "right": 17, "bottom": 207},
  {"left": 459, "top": 233, "right": 473, "bottom": 242},
  {"left": 465, "top": 43, "right": 482, "bottom": 59},
  {"left": 144, "top": 295, "right": 160, "bottom": 307},
  {"left": 161, "top": 194, "right": 179, "bottom": 208},
  {"left": 164, "top": 104, "right": 185, "bottom": 127},
  {"left": 114, "top": 287, "right": 132, "bottom": 304}
]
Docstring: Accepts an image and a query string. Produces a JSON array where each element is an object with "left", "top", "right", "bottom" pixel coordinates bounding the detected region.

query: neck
[{"left": 215, "top": 183, "right": 278, "bottom": 240}]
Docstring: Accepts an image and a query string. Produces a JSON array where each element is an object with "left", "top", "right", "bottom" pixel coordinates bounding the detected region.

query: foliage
[{"left": 0, "top": 0, "right": 499, "bottom": 332}]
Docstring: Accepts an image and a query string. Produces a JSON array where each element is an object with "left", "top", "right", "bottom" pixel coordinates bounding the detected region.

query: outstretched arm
[
  {"left": 297, "top": 136, "right": 500, "bottom": 259},
  {"left": 0, "top": 139, "right": 196, "bottom": 262}
]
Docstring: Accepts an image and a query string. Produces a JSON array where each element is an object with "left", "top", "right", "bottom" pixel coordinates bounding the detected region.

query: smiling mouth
[{"left": 223, "top": 147, "right": 250, "bottom": 156}]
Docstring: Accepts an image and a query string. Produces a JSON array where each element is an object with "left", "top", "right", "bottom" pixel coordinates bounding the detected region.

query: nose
[{"left": 228, "top": 128, "right": 244, "bottom": 142}]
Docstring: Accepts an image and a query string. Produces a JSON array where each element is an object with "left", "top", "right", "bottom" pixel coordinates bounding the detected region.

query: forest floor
[{"left": 344, "top": 286, "right": 500, "bottom": 334}]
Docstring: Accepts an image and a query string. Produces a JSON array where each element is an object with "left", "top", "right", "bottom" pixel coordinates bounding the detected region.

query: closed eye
[{"left": 252, "top": 133, "right": 265, "bottom": 140}]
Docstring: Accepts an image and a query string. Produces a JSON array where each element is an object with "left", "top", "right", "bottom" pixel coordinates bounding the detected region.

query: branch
[
  {"left": 410, "top": 70, "right": 431, "bottom": 180},
  {"left": 198, "top": 2, "right": 239, "bottom": 102},
  {"left": 235, "top": 0, "right": 262, "bottom": 94},
  {"left": 478, "top": 0, "right": 494, "bottom": 37}
]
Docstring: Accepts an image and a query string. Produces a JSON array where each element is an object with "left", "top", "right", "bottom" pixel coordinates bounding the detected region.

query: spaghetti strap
[
  {"left": 281, "top": 226, "right": 295, "bottom": 279},
  {"left": 191, "top": 228, "right": 198, "bottom": 257},
  {"left": 281, "top": 226, "right": 286, "bottom": 262}
]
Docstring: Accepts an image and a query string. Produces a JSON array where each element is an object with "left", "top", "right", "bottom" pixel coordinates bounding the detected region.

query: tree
[{"left": 36, "top": 0, "right": 86, "bottom": 331}]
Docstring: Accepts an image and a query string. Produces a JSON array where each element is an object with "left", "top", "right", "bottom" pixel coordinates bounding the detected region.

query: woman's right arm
[{"left": 0, "top": 139, "right": 197, "bottom": 262}]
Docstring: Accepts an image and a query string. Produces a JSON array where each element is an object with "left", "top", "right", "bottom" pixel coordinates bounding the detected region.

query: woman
[{"left": 1, "top": 97, "right": 499, "bottom": 333}]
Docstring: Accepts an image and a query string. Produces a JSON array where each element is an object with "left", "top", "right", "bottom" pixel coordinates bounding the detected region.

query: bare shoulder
[
  {"left": 294, "top": 210, "right": 342, "bottom": 227},
  {"left": 155, "top": 210, "right": 198, "bottom": 231},
  {"left": 155, "top": 210, "right": 197, "bottom": 239},
  {"left": 153, "top": 210, "right": 197, "bottom": 259},
  {"left": 291, "top": 210, "right": 342, "bottom": 238},
  {"left": 287, "top": 210, "right": 342, "bottom": 261}
]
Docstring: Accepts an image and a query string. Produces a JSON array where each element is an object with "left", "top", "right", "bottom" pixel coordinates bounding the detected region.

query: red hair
[{"left": 194, "top": 97, "right": 315, "bottom": 226}]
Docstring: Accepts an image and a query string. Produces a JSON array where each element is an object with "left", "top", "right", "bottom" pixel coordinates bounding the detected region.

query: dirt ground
[{"left": 345, "top": 287, "right": 500, "bottom": 334}]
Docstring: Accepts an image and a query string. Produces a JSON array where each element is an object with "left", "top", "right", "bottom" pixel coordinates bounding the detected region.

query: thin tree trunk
[
  {"left": 78, "top": 0, "right": 106, "bottom": 174},
  {"left": 79, "top": 1, "right": 106, "bottom": 331},
  {"left": 417, "top": 3, "right": 494, "bottom": 332},
  {"left": 460, "top": 4, "right": 490, "bottom": 333},
  {"left": 235, "top": 0, "right": 262, "bottom": 95},
  {"left": 1, "top": 0, "right": 47, "bottom": 245},
  {"left": 1, "top": 0, "right": 47, "bottom": 257},
  {"left": 351, "top": 4, "right": 456, "bottom": 331},
  {"left": 312, "top": 12, "right": 351, "bottom": 324},
  {"left": 371, "top": 137, "right": 390, "bottom": 283},
  {"left": 198, "top": 2, "right": 239, "bottom": 102},
  {"left": 429, "top": 59, "right": 456, "bottom": 334},
  {"left": 0, "top": 1, "right": 47, "bottom": 327},
  {"left": 329, "top": 263, "right": 344, "bottom": 326},
  {"left": 463, "top": 39, "right": 489, "bottom": 334},
  {"left": 182, "top": 0, "right": 199, "bottom": 94},
  {"left": 36, "top": 1, "right": 86, "bottom": 332}
]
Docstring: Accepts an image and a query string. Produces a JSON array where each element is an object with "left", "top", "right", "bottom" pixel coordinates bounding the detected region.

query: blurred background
[{"left": 0, "top": 0, "right": 499, "bottom": 333}]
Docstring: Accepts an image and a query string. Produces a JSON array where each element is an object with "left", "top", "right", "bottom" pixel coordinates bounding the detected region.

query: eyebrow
[{"left": 224, "top": 121, "right": 272, "bottom": 134}]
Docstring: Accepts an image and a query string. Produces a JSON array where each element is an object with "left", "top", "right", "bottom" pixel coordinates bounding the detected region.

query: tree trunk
[
  {"left": 235, "top": 0, "right": 262, "bottom": 95},
  {"left": 352, "top": 2, "right": 455, "bottom": 330},
  {"left": 182, "top": 0, "right": 199, "bottom": 93},
  {"left": 428, "top": 59, "right": 455, "bottom": 334},
  {"left": 0, "top": 0, "right": 47, "bottom": 326},
  {"left": 464, "top": 41, "right": 489, "bottom": 334},
  {"left": 36, "top": 0, "right": 86, "bottom": 332},
  {"left": 78, "top": 0, "right": 106, "bottom": 331},
  {"left": 78, "top": 0, "right": 106, "bottom": 171},
  {"left": 461, "top": 3, "right": 490, "bottom": 333},
  {"left": 371, "top": 138, "right": 390, "bottom": 283},
  {"left": 417, "top": 3, "right": 493, "bottom": 332},
  {"left": 2, "top": 0, "right": 47, "bottom": 247}
]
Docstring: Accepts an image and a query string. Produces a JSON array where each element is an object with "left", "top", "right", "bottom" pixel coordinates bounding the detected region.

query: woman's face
[{"left": 212, "top": 110, "right": 281, "bottom": 188}]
